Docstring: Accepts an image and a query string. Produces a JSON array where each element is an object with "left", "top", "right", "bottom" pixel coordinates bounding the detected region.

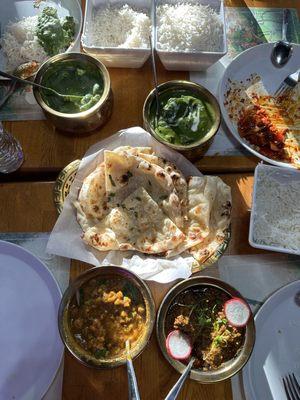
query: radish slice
[
  {"left": 166, "top": 330, "right": 192, "bottom": 360},
  {"left": 224, "top": 297, "right": 251, "bottom": 327}
]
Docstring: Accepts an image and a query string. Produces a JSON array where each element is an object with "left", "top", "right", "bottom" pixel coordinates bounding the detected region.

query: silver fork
[
  {"left": 275, "top": 69, "right": 300, "bottom": 97},
  {"left": 282, "top": 373, "right": 300, "bottom": 400}
]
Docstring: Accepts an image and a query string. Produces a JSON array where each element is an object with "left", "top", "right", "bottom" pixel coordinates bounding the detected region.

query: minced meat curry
[
  {"left": 69, "top": 277, "right": 146, "bottom": 359},
  {"left": 165, "top": 286, "right": 244, "bottom": 370}
]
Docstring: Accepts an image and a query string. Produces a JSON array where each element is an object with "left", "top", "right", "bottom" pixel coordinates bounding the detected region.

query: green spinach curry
[
  {"left": 151, "top": 93, "right": 215, "bottom": 146},
  {"left": 36, "top": 6, "right": 75, "bottom": 56},
  {"left": 41, "top": 60, "right": 104, "bottom": 113}
]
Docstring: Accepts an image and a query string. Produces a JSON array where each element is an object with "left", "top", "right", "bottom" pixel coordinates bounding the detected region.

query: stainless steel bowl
[
  {"left": 143, "top": 80, "right": 221, "bottom": 161},
  {"left": 58, "top": 266, "right": 155, "bottom": 369},
  {"left": 33, "top": 53, "right": 113, "bottom": 134},
  {"left": 156, "top": 276, "right": 255, "bottom": 383}
]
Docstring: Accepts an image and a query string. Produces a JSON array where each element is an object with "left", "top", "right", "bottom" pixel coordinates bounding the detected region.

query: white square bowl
[
  {"left": 155, "top": 0, "right": 227, "bottom": 71},
  {"left": 249, "top": 163, "right": 300, "bottom": 255},
  {"left": 81, "top": 0, "right": 153, "bottom": 68}
]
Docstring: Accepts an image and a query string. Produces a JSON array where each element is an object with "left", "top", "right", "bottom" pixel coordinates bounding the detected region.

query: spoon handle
[
  {"left": 0, "top": 70, "right": 52, "bottom": 93},
  {"left": 164, "top": 358, "right": 195, "bottom": 400},
  {"left": 126, "top": 358, "right": 141, "bottom": 400},
  {"left": 282, "top": 9, "right": 290, "bottom": 42}
]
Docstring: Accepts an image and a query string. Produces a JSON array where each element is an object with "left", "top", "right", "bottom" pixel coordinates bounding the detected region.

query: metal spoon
[
  {"left": 0, "top": 69, "right": 83, "bottom": 102},
  {"left": 149, "top": 35, "right": 160, "bottom": 124},
  {"left": 126, "top": 340, "right": 141, "bottom": 400},
  {"left": 271, "top": 9, "right": 293, "bottom": 68},
  {"left": 164, "top": 357, "right": 195, "bottom": 400}
]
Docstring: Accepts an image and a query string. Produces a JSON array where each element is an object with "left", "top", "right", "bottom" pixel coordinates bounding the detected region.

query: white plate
[
  {"left": 0, "top": 240, "right": 63, "bottom": 400},
  {"left": 242, "top": 280, "right": 300, "bottom": 400},
  {"left": 218, "top": 42, "right": 300, "bottom": 169},
  {"left": 0, "top": 0, "right": 83, "bottom": 72}
]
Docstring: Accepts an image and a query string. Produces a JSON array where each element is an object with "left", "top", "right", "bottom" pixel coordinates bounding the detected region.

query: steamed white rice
[
  {"left": 1, "top": 16, "right": 48, "bottom": 71},
  {"left": 87, "top": 4, "right": 151, "bottom": 48},
  {"left": 252, "top": 168, "right": 300, "bottom": 252},
  {"left": 157, "top": 3, "right": 223, "bottom": 52}
]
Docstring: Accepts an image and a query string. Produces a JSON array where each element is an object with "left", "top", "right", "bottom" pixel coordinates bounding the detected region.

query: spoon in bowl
[
  {"left": 271, "top": 9, "right": 293, "bottom": 68},
  {"left": 149, "top": 35, "right": 160, "bottom": 125},
  {"left": 164, "top": 330, "right": 195, "bottom": 400},
  {"left": 126, "top": 339, "right": 141, "bottom": 400},
  {"left": 0, "top": 69, "right": 83, "bottom": 102}
]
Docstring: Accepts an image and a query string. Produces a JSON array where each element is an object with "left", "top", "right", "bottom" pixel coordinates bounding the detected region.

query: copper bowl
[
  {"left": 156, "top": 276, "right": 255, "bottom": 383},
  {"left": 143, "top": 80, "right": 221, "bottom": 161},
  {"left": 58, "top": 266, "right": 155, "bottom": 368},
  {"left": 33, "top": 52, "right": 113, "bottom": 134}
]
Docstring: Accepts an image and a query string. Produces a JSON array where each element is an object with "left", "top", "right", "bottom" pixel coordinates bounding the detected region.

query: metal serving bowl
[
  {"left": 33, "top": 53, "right": 113, "bottom": 134},
  {"left": 156, "top": 276, "right": 255, "bottom": 383},
  {"left": 58, "top": 266, "right": 155, "bottom": 368},
  {"left": 143, "top": 80, "right": 221, "bottom": 161}
]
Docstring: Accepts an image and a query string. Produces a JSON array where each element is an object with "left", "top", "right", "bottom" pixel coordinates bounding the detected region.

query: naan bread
[
  {"left": 104, "top": 150, "right": 184, "bottom": 228},
  {"left": 188, "top": 176, "right": 231, "bottom": 263},
  {"left": 167, "top": 176, "right": 231, "bottom": 259},
  {"left": 77, "top": 162, "right": 108, "bottom": 220},
  {"left": 82, "top": 187, "right": 185, "bottom": 254}
]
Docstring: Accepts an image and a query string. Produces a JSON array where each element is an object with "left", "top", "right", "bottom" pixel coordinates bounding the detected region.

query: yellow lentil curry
[{"left": 69, "top": 277, "right": 146, "bottom": 359}]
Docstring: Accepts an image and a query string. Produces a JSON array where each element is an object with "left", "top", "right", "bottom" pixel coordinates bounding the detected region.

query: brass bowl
[
  {"left": 143, "top": 80, "right": 221, "bottom": 161},
  {"left": 33, "top": 52, "right": 113, "bottom": 134},
  {"left": 58, "top": 266, "right": 155, "bottom": 368},
  {"left": 156, "top": 276, "right": 255, "bottom": 383}
]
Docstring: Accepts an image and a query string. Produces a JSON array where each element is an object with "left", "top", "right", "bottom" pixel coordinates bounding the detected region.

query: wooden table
[
  {"left": 0, "top": 174, "right": 267, "bottom": 400},
  {"left": 0, "top": 0, "right": 298, "bottom": 398}
]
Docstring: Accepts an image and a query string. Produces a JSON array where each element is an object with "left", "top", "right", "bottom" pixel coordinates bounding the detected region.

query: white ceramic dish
[
  {"left": 218, "top": 42, "right": 300, "bottom": 169},
  {"left": 249, "top": 163, "right": 300, "bottom": 256},
  {"left": 242, "top": 280, "right": 300, "bottom": 400},
  {"left": 81, "top": 0, "right": 152, "bottom": 68},
  {"left": 0, "top": 240, "right": 63, "bottom": 400},
  {"left": 0, "top": 0, "right": 83, "bottom": 72},
  {"left": 155, "top": 0, "right": 227, "bottom": 71}
]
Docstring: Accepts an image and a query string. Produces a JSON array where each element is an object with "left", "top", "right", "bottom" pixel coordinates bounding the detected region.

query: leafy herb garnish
[
  {"left": 109, "top": 174, "right": 116, "bottom": 187},
  {"left": 94, "top": 348, "right": 107, "bottom": 358}
]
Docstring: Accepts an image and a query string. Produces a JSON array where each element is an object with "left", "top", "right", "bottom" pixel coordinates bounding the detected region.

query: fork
[
  {"left": 282, "top": 373, "right": 300, "bottom": 400},
  {"left": 274, "top": 69, "right": 300, "bottom": 97}
]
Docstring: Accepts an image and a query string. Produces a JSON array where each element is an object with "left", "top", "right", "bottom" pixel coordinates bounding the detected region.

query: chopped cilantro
[
  {"left": 94, "top": 348, "right": 107, "bottom": 359},
  {"left": 109, "top": 174, "right": 116, "bottom": 187}
]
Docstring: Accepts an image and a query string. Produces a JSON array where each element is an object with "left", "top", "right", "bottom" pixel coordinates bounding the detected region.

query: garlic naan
[
  {"left": 188, "top": 176, "right": 231, "bottom": 263},
  {"left": 104, "top": 150, "right": 184, "bottom": 228},
  {"left": 77, "top": 162, "right": 108, "bottom": 220},
  {"left": 82, "top": 187, "right": 185, "bottom": 254}
]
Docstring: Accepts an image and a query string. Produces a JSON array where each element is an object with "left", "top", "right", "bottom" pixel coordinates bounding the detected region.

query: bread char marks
[
  {"left": 82, "top": 187, "right": 185, "bottom": 254},
  {"left": 104, "top": 150, "right": 184, "bottom": 228}
]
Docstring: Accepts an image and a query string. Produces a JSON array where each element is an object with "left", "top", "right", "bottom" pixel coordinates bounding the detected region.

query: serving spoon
[
  {"left": 164, "top": 357, "right": 195, "bottom": 400},
  {"left": 0, "top": 69, "right": 83, "bottom": 102},
  {"left": 271, "top": 9, "right": 293, "bottom": 68},
  {"left": 149, "top": 35, "right": 160, "bottom": 125},
  {"left": 126, "top": 339, "right": 141, "bottom": 400}
]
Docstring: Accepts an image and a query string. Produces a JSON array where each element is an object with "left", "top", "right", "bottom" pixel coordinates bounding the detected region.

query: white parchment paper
[{"left": 47, "top": 126, "right": 202, "bottom": 283}]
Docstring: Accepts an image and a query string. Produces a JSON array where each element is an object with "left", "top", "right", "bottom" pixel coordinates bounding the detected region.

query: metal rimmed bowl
[
  {"left": 156, "top": 276, "right": 255, "bottom": 383},
  {"left": 143, "top": 80, "right": 221, "bottom": 161},
  {"left": 58, "top": 266, "right": 155, "bottom": 368},
  {"left": 33, "top": 52, "right": 113, "bottom": 133}
]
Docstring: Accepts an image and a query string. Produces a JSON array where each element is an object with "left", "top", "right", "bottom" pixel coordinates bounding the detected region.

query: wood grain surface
[
  {"left": 1, "top": 0, "right": 298, "bottom": 177},
  {"left": 0, "top": 174, "right": 267, "bottom": 400}
]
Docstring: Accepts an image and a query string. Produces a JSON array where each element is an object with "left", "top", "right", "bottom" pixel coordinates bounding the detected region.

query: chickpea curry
[
  {"left": 165, "top": 286, "right": 244, "bottom": 370},
  {"left": 69, "top": 277, "right": 146, "bottom": 359}
]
